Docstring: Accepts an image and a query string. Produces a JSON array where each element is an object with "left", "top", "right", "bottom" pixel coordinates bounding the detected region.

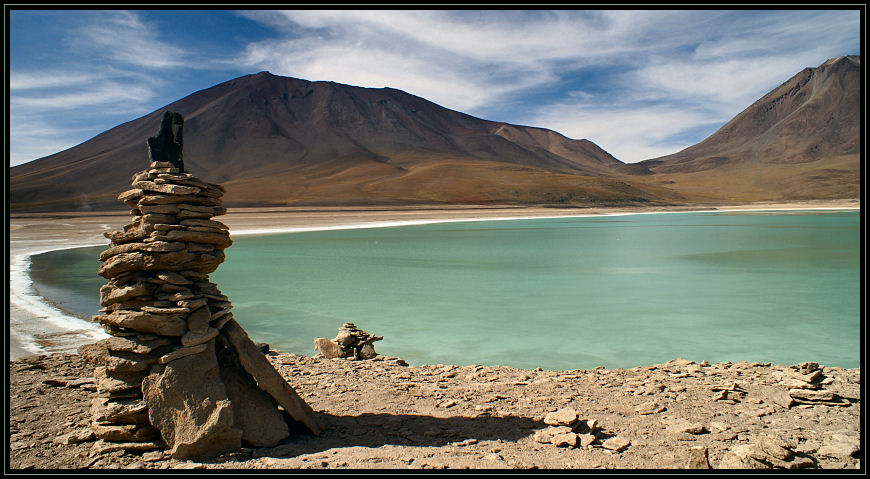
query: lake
[{"left": 29, "top": 210, "right": 860, "bottom": 370}]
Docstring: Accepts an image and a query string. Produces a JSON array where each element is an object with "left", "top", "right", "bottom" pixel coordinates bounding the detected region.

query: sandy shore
[{"left": 7, "top": 199, "right": 860, "bottom": 362}]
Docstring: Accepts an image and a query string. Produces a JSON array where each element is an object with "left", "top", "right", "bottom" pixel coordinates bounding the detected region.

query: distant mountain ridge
[
  {"left": 10, "top": 71, "right": 673, "bottom": 211},
  {"left": 9, "top": 55, "right": 860, "bottom": 211},
  {"left": 636, "top": 55, "right": 860, "bottom": 201}
]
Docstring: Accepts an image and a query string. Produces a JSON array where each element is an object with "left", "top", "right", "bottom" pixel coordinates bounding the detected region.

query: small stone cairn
[
  {"left": 532, "top": 407, "right": 631, "bottom": 453},
  {"left": 313, "top": 322, "right": 383, "bottom": 360},
  {"left": 781, "top": 362, "right": 847, "bottom": 407},
  {"left": 87, "top": 111, "right": 321, "bottom": 460}
]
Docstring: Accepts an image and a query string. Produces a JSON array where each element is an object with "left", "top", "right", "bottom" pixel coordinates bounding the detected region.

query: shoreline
[{"left": 8, "top": 199, "right": 860, "bottom": 362}]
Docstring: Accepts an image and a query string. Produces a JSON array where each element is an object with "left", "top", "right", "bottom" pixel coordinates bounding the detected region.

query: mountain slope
[
  {"left": 637, "top": 55, "right": 860, "bottom": 201},
  {"left": 10, "top": 72, "right": 676, "bottom": 211}
]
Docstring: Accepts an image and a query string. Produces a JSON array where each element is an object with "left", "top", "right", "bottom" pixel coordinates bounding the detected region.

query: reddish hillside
[
  {"left": 637, "top": 55, "right": 860, "bottom": 201},
  {"left": 10, "top": 73, "right": 676, "bottom": 211}
]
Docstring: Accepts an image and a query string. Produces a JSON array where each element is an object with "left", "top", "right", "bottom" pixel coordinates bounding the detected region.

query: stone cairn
[
  {"left": 88, "top": 111, "right": 322, "bottom": 460},
  {"left": 313, "top": 322, "right": 383, "bottom": 360},
  {"left": 780, "top": 361, "right": 848, "bottom": 407}
]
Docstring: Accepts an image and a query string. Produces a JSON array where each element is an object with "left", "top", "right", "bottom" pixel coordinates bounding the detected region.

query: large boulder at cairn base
[{"left": 141, "top": 341, "right": 242, "bottom": 460}]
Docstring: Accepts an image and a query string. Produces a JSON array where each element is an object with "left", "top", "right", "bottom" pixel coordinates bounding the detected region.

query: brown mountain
[
  {"left": 9, "top": 72, "right": 678, "bottom": 212},
  {"left": 637, "top": 55, "right": 861, "bottom": 201}
]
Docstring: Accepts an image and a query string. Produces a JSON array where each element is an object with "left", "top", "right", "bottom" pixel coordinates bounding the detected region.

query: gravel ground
[{"left": 7, "top": 349, "right": 862, "bottom": 471}]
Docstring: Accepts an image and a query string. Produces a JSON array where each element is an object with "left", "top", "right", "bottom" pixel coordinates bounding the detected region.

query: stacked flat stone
[
  {"left": 313, "top": 322, "right": 383, "bottom": 360},
  {"left": 87, "top": 112, "right": 321, "bottom": 460},
  {"left": 783, "top": 362, "right": 847, "bottom": 407}
]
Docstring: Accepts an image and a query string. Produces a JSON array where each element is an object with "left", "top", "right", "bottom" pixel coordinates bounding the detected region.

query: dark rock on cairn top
[
  {"left": 88, "top": 111, "right": 321, "bottom": 460},
  {"left": 146, "top": 111, "right": 185, "bottom": 172}
]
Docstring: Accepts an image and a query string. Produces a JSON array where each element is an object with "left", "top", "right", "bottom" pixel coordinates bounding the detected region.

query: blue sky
[{"left": 8, "top": 8, "right": 861, "bottom": 166}]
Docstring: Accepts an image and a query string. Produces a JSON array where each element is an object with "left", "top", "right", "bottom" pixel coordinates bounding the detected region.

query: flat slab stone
[
  {"left": 544, "top": 407, "right": 578, "bottom": 427},
  {"left": 90, "top": 422, "right": 160, "bottom": 442},
  {"left": 97, "top": 310, "right": 187, "bottom": 337},
  {"left": 98, "top": 250, "right": 225, "bottom": 277},
  {"left": 132, "top": 180, "right": 201, "bottom": 196},
  {"left": 217, "top": 344, "right": 290, "bottom": 447},
  {"left": 90, "top": 397, "right": 150, "bottom": 424},
  {"left": 220, "top": 319, "right": 322, "bottom": 435}
]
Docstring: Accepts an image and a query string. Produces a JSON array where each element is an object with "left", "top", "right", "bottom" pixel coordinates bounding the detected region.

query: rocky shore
[{"left": 9, "top": 349, "right": 861, "bottom": 470}]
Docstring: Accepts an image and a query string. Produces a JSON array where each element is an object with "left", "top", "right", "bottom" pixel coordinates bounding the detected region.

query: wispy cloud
[
  {"left": 9, "top": 9, "right": 861, "bottom": 167},
  {"left": 74, "top": 11, "right": 188, "bottom": 68},
  {"left": 9, "top": 11, "right": 196, "bottom": 166},
  {"left": 236, "top": 9, "right": 860, "bottom": 162}
]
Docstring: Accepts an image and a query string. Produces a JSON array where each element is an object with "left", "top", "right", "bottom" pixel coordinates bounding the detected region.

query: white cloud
[
  {"left": 532, "top": 104, "right": 720, "bottom": 163},
  {"left": 235, "top": 9, "right": 858, "bottom": 164},
  {"left": 8, "top": 117, "right": 98, "bottom": 166},
  {"left": 10, "top": 9, "right": 860, "bottom": 167},
  {"left": 239, "top": 35, "right": 555, "bottom": 113},
  {"left": 11, "top": 80, "right": 155, "bottom": 111},
  {"left": 75, "top": 11, "right": 187, "bottom": 68}
]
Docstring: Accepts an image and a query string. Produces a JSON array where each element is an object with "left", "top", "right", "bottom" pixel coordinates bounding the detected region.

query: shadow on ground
[{"left": 246, "top": 411, "right": 545, "bottom": 459}]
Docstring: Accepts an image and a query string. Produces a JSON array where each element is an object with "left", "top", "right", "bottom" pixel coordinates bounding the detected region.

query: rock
[
  {"left": 635, "top": 400, "right": 666, "bottom": 415},
  {"left": 687, "top": 446, "right": 711, "bottom": 469},
  {"left": 99, "top": 282, "right": 156, "bottom": 306},
  {"left": 104, "top": 336, "right": 172, "bottom": 355},
  {"left": 551, "top": 432, "right": 579, "bottom": 448},
  {"left": 159, "top": 229, "right": 232, "bottom": 248},
  {"left": 181, "top": 327, "right": 220, "bottom": 347},
  {"left": 96, "top": 310, "right": 188, "bottom": 337},
  {"left": 54, "top": 429, "right": 96, "bottom": 445},
  {"left": 78, "top": 342, "right": 110, "bottom": 365},
  {"left": 103, "top": 350, "right": 158, "bottom": 373},
  {"left": 543, "top": 407, "right": 578, "bottom": 427},
  {"left": 602, "top": 436, "right": 631, "bottom": 452},
  {"left": 142, "top": 451, "right": 165, "bottom": 462},
  {"left": 90, "top": 422, "right": 160, "bottom": 442},
  {"left": 91, "top": 397, "right": 150, "bottom": 424},
  {"left": 793, "top": 362, "right": 820, "bottom": 374},
  {"left": 146, "top": 111, "right": 185, "bottom": 171},
  {"left": 216, "top": 345, "right": 290, "bottom": 448},
  {"left": 769, "top": 389, "right": 796, "bottom": 408},
  {"left": 142, "top": 342, "right": 242, "bottom": 460},
  {"left": 788, "top": 389, "right": 837, "bottom": 401},
  {"left": 221, "top": 319, "right": 323, "bottom": 435},
  {"left": 583, "top": 418, "right": 599, "bottom": 433},
  {"left": 89, "top": 439, "right": 164, "bottom": 456},
  {"left": 94, "top": 366, "right": 147, "bottom": 394},
  {"left": 666, "top": 358, "right": 696, "bottom": 367},
  {"left": 358, "top": 342, "right": 378, "bottom": 360},
  {"left": 667, "top": 419, "right": 707, "bottom": 435},
  {"left": 718, "top": 444, "right": 766, "bottom": 469},
  {"left": 757, "top": 436, "right": 793, "bottom": 461},
  {"left": 533, "top": 426, "right": 573, "bottom": 444},
  {"left": 578, "top": 433, "right": 597, "bottom": 448},
  {"left": 733, "top": 435, "right": 814, "bottom": 469},
  {"left": 817, "top": 435, "right": 860, "bottom": 458},
  {"left": 158, "top": 344, "right": 209, "bottom": 364},
  {"left": 314, "top": 337, "right": 346, "bottom": 359},
  {"left": 182, "top": 305, "right": 211, "bottom": 334}
]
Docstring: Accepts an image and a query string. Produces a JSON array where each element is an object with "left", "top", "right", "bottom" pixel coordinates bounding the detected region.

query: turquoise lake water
[{"left": 29, "top": 211, "right": 860, "bottom": 370}]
